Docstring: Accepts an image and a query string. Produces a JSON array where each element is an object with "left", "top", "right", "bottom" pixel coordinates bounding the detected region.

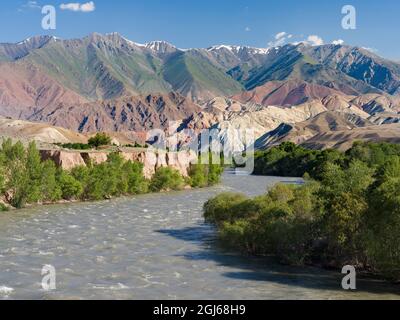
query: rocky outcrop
[
  {"left": 40, "top": 150, "right": 86, "bottom": 169},
  {"left": 40, "top": 149, "right": 198, "bottom": 179},
  {"left": 80, "top": 152, "right": 109, "bottom": 165},
  {"left": 120, "top": 149, "right": 198, "bottom": 178}
]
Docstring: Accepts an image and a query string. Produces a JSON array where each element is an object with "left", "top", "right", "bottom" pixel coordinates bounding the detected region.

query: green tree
[
  {"left": 364, "top": 156, "right": 400, "bottom": 279},
  {"left": 88, "top": 133, "right": 112, "bottom": 148},
  {"left": 59, "top": 171, "right": 83, "bottom": 200},
  {"left": 203, "top": 193, "right": 248, "bottom": 225},
  {"left": 25, "top": 142, "right": 43, "bottom": 203},
  {"left": 208, "top": 164, "right": 224, "bottom": 186},
  {"left": 189, "top": 164, "right": 208, "bottom": 188},
  {"left": 41, "top": 160, "right": 62, "bottom": 202},
  {"left": 4, "top": 141, "right": 29, "bottom": 208},
  {"left": 0, "top": 159, "right": 5, "bottom": 194},
  {"left": 150, "top": 167, "right": 185, "bottom": 192},
  {"left": 123, "top": 161, "right": 149, "bottom": 194}
]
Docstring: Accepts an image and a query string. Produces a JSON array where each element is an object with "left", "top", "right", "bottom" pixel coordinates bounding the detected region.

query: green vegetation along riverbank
[
  {"left": 205, "top": 141, "right": 400, "bottom": 281},
  {"left": 0, "top": 139, "right": 223, "bottom": 211}
]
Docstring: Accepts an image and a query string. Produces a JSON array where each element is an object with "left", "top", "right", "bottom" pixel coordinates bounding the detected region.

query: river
[{"left": 0, "top": 173, "right": 399, "bottom": 300}]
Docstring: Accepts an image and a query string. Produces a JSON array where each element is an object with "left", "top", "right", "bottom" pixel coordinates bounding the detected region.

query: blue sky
[{"left": 1, "top": 0, "right": 399, "bottom": 60}]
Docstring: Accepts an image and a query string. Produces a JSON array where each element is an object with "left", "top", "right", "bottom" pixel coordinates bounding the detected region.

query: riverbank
[
  {"left": 1, "top": 173, "right": 399, "bottom": 300},
  {"left": 223, "top": 142, "right": 400, "bottom": 282},
  {"left": 0, "top": 139, "right": 222, "bottom": 211}
]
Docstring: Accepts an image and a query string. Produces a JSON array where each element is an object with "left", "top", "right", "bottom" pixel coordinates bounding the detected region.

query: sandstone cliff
[{"left": 40, "top": 149, "right": 198, "bottom": 179}]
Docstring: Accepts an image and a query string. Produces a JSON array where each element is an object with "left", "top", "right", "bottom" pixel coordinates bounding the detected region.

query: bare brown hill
[
  {"left": 0, "top": 117, "right": 87, "bottom": 147},
  {"left": 232, "top": 80, "right": 345, "bottom": 107},
  {"left": 255, "top": 111, "right": 372, "bottom": 149},
  {"left": 0, "top": 62, "right": 87, "bottom": 117},
  {"left": 303, "top": 124, "right": 400, "bottom": 151},
  {"left": 27, "top": 92, "right": 202, "bottom": 133}
]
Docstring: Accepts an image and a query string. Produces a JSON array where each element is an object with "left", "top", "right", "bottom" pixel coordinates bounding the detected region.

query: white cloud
[
  {"left": 362, "top": 47, "right": 378, "bottom": 53},
  {"left": 267, "top": 33, "right": 325, "bottom": 48},
  {"left": 26, "top": 1, "right": 41, "bottom": 9},
  {"left": 332, "top": 39, "right": 345, "bottom": 45},
  {"left": 275, "top": 32, "right": 287, "bottom": 40},
  {"left": 306, "top": 35, "right": 324, "bottom": 46},
  {"left": 80, "top": 1, "right": 95, "bottom": 12},
  {"left": 268, "top": 31, "right": 293, "bottom": 47},
  {"left": 19, "top": 1, "right": 41, "bottom": 11},
  {"left": 245, "top": 26, "right": 251, "bottom": 32},
  {"left": 60, "top": 1, "right": 95, "bottom": 12}
]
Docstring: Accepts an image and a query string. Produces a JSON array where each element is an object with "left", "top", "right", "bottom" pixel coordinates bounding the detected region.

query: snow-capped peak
[
  {"left": 101, "top": 32, "right": 145, "bottom": 47},
  {"left": 16, "top": 35, "right": 58, "bottom": 46},
  {"left": 17, "top": 37, "right": 33, "bottom": 45},
  {"left": 145, "top": 40, "right": 178, "bottom": 52},
  {"left": 207, "top": 44, "right": 269, "bottom": 55}
]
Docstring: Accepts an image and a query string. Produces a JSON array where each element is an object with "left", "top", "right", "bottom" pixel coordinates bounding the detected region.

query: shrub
[
  {"left": 150, "top": 167, "right": 185, "bottom": 192},
  {"left": 3, "top": 141, "right": 30, "bottom": 208},
  {"left": 41, "top": 161, "right": 62, "bottom": 202},
  {"left": 205, "top": 184, "right": 317, "bottom": 264},
  {"left": 123, "top": 161, "right": 149, "bottom": 194},
  {"left": 0, "top": 140, "right": 203, "bottom": 208},
  {"left": 189, "top": 164, "right": 208, "bottom": 188},
  {"left": 0, "top": 163, "right": 4, "bottom": 194},
  {"left": 58, "top": 172, "right": 83, "bottom": 200},
  {"left": 61, "top": 143, "right": 91, "bottom": 150},
  {"left": 364, "top": 156, "right": 400, "bottom": 279},
  {"left": 208, "top": 164, "right": 224, "bottom": 186},
  {"left": 203, "top": 193, "right": 248, "bottom": 225},
  {"left": 88, "top": 133, "right": 112, "bottom": 148},
  {"left": 0, "top": 203, "right": 8, "bottom": 212}
]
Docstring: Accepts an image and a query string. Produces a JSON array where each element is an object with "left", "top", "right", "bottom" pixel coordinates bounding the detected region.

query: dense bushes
[
  {"left": 253, "top": 141, "right": 400, "bottom": 179},
  {"left": 204, "top": 183, "right": 320, "bottom": 265},
  {"left": 88, "top": 133, "right": 112, "bottom": 148},
  {"left": 253, "top": 142, "right": 345, "bottom": 178},
  {"left": 209, "top": 141, "right": 400, "bottom": 280},
  {"left": 58, "top": 143, "right": 92, "bottom": 150},
  {"left": 0, "top": 140, "right": 152, "bottom": 208},
  {"left": 150, "top": 167, "right": 185, "bottom": 192},
  {"left": 0, "top": 140, "right": 63, "bottom": 208},
  {"left": 189, "top": 163, "right": 224, "bottom": 188},
  {"left": 0, "top": 139, "right": 224, "bottom": 210}
]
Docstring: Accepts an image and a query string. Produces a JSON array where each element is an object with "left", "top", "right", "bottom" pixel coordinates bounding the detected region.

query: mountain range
[{"left": 1, "top": 32, "right": 400, "bottom": 150}]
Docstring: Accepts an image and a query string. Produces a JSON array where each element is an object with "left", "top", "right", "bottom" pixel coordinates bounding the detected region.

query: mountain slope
[
  {"left": 232, "top": 80, "right": 346, "bottom": 106},
  {"left": 234, "top": 44, "right": 383, "bottom": 95},
  {"left": 2, "top": 34, "right": 400, "bottom": 105},
  {"left": 1, "top": 33, "right": 400, "bottom": 142},
  {"left": 0, "top": 33, "right": 245, "bottom": 103},
  {"left": 0, "top": 61, "right": 87, "bottom": 118},
  {"left": 27, "top": 92, "right": 201, "bottom": 133},
  {"left": 302, "top": 44, "right": 400, "bottom": 95},
  {"left": 162, "top": 51, "right": 243, "bottom": 102},
  {"left": 255, "top": 111, "right": 373, "bottom": 150},
  {"left": 19, "top": 33, "right": 171, "bottom": 100},
  {"left": 0, "top": 35, "right": 55, "bottom": 61}
]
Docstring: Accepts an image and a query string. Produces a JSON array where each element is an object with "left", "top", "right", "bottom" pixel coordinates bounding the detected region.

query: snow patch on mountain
[{"left": 207, "top": 45, "right": 270, "bottom": 55}]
